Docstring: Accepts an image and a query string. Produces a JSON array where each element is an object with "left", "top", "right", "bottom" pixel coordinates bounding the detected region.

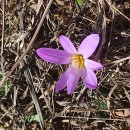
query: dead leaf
[{"left": 114, "top": 109, "right": 130, "bottom": 117}]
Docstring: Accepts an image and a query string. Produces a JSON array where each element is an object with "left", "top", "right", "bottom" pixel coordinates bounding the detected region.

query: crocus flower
[{"left": 36, "top": 34, "right": 103, "bottom": 95}]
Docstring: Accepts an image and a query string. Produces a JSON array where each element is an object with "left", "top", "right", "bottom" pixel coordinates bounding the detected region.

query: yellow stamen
[{"left": 71, "top": 54, "right": 84, "bottom": 68}]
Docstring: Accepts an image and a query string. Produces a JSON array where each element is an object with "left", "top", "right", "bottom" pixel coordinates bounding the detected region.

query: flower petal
[
  {"left": 36, "top": 48, "right": 72, "bottom": 64},
  {"left": 55, "top": 67, "right": 71, "bottom": 93},
  {"left": 78, "top": 34, "right": 99, "bottom": 58},
  {"left": 85, "top": 59, "right": 103, "bottom": 70},
  {"left": 59, "top": 35, "right": 77, "bottom": 54},
  {"left": 67, "top": 67, "right": 81, "bottom": 95},
  {"left": 82, "top": 68, "right": 97, "bottom": 89}
]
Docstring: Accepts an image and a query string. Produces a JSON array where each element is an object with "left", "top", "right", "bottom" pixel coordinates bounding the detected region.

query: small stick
[{"left": 104, "top": 55, "right": 130, "bottom": 66}]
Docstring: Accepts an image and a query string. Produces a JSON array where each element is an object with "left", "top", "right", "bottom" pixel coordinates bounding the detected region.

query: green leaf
[
  {"left": 27, "top": 114, "right": 40, "bottom": 122},
  {"left": 4, "top": 82, "right": 10, "bottom": 95},
  {"left": 76, "top": 0, "right": 84, "bottom": 6},
  {"left": 95, "top": 98, "right": 107, "bottom": 110},
  {"left": 0, "top": 74, "right": 10, "bottom": 95}
]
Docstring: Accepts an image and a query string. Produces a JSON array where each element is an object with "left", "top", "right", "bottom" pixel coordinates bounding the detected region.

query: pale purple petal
[
  {"left": 67, "top": 67, "right": 81, "bottom": 95},
  {"left": 55, "top": 67, "right": 71, "bottom": 93},
  {"left": 85, "top": 59, "right": 103, "bottom": 70},
  {"left": 78, "top": 34, "right": 99, "bottom": 58},
  {"left": 37, "top": 48, "right": 72, "bottom": 64},
  {"left": 59, "top": 35, "right": 77, "bottom": 54},
  {"left": 82, "top": 68, "right": 97, "bottom": 89}
]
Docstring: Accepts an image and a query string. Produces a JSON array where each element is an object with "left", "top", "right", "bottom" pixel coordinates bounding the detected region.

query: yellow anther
[{"left": 71, "top": 54, "right": 84, "bottom": 68}]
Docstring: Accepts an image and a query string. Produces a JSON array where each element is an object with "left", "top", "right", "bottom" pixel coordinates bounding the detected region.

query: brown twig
[
  {"left": 105, "top": 2, "right": 115, "bottom": 59},
  {"left": 95, "top": 0, "right": 106, "bottom": 60},
  {"left": 0, "top": 0, "right": 54, "bottom": 87}
]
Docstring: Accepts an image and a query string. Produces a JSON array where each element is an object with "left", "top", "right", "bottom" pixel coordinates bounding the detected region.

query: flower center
[{"left": 71, "top": 54, "right": 84, "bottom": 69}]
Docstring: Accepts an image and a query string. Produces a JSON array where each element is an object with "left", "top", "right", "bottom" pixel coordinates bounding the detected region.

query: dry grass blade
[
  {"left": 21, "top": 61, "right": 44, "bottom": 130},
  {"left": 107, "top": 84, "right": 118, "bottom": 110},
  {"left": 1, "top": 0, "right": 5, "bottom": 77}
]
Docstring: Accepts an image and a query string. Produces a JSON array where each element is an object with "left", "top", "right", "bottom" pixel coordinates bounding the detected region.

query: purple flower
[{"left": 36, "top": 34, "right": 103, "bottom": 95}]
